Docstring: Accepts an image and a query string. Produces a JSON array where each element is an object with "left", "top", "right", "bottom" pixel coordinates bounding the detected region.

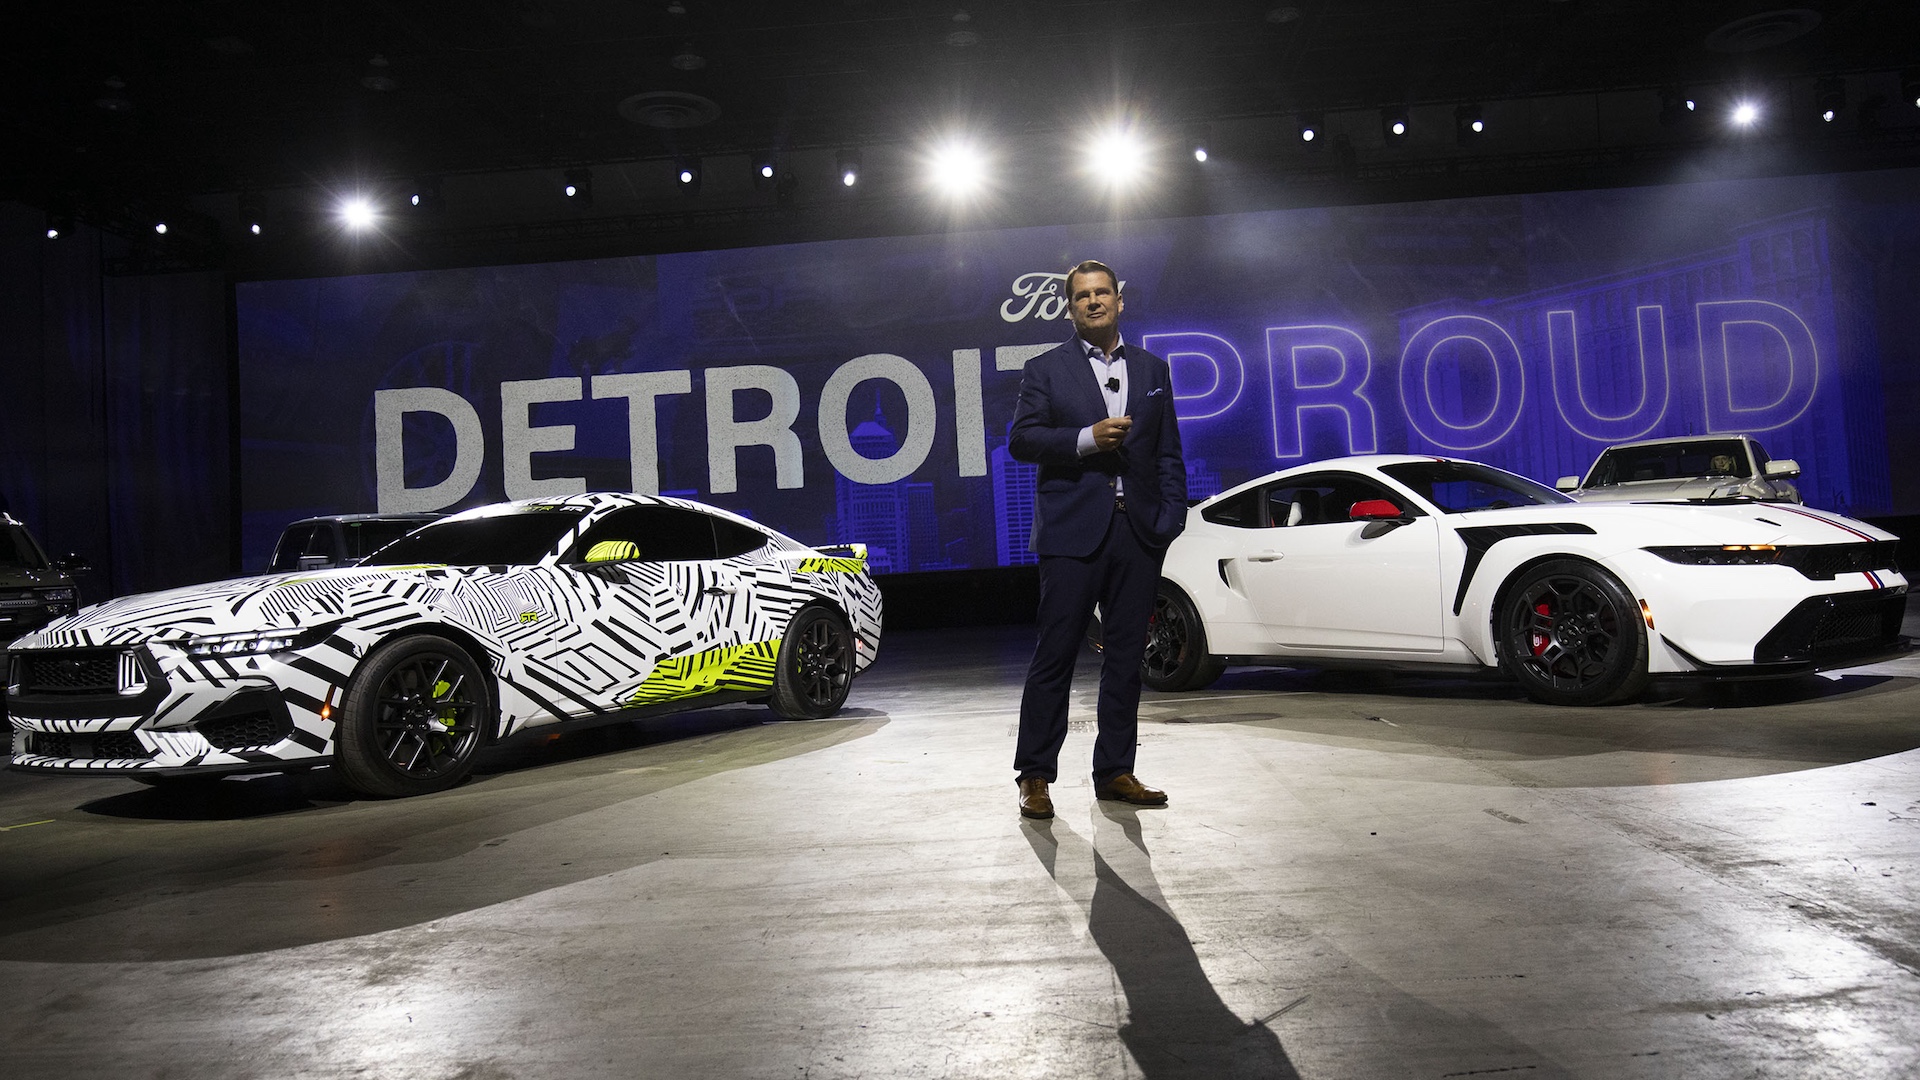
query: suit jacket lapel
[{"left": 1060, "top": 338, "right": 1109, "bottom": 420}]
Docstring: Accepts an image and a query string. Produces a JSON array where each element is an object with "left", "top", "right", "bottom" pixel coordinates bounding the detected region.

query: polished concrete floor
[{"left": 5, "top": 609, "right": 1920, "bottom": 1079}]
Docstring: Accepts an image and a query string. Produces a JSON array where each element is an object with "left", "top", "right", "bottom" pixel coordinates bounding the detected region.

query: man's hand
[{"left": 1091, "top": 416, "right": 1133, "bottom": 452}]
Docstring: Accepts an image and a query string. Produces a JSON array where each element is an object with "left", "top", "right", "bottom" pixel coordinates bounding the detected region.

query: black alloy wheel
[
  {"left": 337, "top": 635, "right": 490, "bottom": 797},
  {"left": 1498, "top": 559, "right": 1650, "bottom": 706},
  {"left": 1141, "top": 583, "right": 1226, "bottom": 692},
  {"left": 771, "top": 605, "right": 855, "bottom": 720}
]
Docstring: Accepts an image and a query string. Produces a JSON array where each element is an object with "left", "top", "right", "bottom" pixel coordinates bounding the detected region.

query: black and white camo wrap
[{"left": 6, "top": 493, "right": 884, "bottom": 775}]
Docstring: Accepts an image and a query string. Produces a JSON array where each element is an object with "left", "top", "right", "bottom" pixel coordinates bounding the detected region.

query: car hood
[
  {"left": 1445, "top": 500, "right": 1893, "bottom": 548},
  {"left": 1573, "top": 476, "right": 1762, "bottom": 502},
  {"left": 8, "top": 564, "right": 455, "bottom": 649},
  {"left": 0, "top": 566, "right": 72, "bottom": 589}
]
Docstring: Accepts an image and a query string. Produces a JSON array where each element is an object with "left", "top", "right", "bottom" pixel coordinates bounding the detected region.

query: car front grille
[
  {"left": 1755, "top": 590, "right": 1907, "bottom": 664},
  {"left": 25, "top": 731, "right": 152, "bottom": 760},
  {"left": 12, "top": 648, "right": 149, "bottom": 696},
  {"left": 197, "top": 709, "right": 294, "bottom": 750},
  {"left": 1778, "top": 541, "right": 1901, "bottom": 581},
  {"left": 15, "top": 650, "right": 123, "bottom": 694}
]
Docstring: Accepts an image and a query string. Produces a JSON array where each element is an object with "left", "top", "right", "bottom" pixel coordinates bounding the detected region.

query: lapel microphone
[{"left": 1106, "top": 376, "right": 1121, "bottom": 392}]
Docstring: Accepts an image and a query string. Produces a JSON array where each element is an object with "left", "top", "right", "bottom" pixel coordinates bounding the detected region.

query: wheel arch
[
  {"left": 1481, "top": 552, "right": 1616, "bottom": 664},
  {"left": 356, "top": 623, "right": 504, "bottom": 743}
]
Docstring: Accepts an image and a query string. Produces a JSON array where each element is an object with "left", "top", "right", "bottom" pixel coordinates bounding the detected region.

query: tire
[
  {"left": 335, "top": 634, "right": 490, "bottom": 798},
  {"left": 1141, "top": 583, "right": 1226, "bottom": 692},
  {"left": 1497, "top": 559, "right": 1649, "bottom": 706},
  {"left": 770, "top": 605, "right": 855, "bottom": 720}
]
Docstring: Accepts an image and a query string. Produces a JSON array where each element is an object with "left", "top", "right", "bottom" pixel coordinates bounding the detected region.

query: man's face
[{"left": 1066, "top": 270, "right": 1122, "bottom": 339}]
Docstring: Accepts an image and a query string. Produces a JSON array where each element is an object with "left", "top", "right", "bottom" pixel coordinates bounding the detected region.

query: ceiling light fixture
[
  {"left": 1454, "top": 103, "right": 1485, "bottom": 144},
  {"left": 1297, "top": 112, "right": 1323, "bottom": 144},
  {"left": 563, "top": 167, "right": 593, "bottom": 206},
  {"left": 838, "top": 149, "right": 862, "bottom": 188},
  {"left": 1814, "top": 77, "right": 1845, "bottom": 123},
  {"left": 1381, "top": 105, "right": 1409, "bottom": 140}
]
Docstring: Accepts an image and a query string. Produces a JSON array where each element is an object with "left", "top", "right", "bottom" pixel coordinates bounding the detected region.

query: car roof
[
  {"left": 282, "top": 512, "right": 443, "bottom": 527},
  {"left": 1596, "top": 434, "right": 1757, "bottom": 451}
]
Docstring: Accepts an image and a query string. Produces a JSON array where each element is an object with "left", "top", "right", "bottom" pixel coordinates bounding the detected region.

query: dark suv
[
  {"left": 0, "top": 515, "right": 86, "bottom": 640},
  {"left": 269, "top": 513, "right": 441, "bottom": 572}
]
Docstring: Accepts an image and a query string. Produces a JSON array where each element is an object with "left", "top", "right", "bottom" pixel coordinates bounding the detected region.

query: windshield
[
  {"left": 1589, "top": 439, "right": 1750, "bottom": 485},
  {"left": 1, "top": 522, "right": 51, "bottom": 571},
  {"left": 1379, "top": 461, "right": 1572, "bottom": 513},
  {"left": 360, "top": 508, "right": 588, "bottom": 567}
]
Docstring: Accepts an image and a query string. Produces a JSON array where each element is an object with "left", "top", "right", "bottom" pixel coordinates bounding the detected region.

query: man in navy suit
[{"left": 1009, "top": 259, "right": 1187, "bottom": 819}]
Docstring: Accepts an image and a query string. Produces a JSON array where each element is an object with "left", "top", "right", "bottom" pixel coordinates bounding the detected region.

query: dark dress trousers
[{"left": 1009, "top": 337, "right": 1187, "bottom": 783}]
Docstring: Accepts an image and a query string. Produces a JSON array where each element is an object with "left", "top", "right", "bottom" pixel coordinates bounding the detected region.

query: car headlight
[
  {"left": 179, "top": 623, "right": 335, "bottom": 658},
  {"left": 1643, "top": 544, "right": 1781, "bottom": 566},
  {"left": 39, "top": 587, "right": 75, "bottom": 602}
]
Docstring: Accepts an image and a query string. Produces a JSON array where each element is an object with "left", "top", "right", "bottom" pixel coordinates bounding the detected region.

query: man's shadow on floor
[{"left": 1023, "top": 802, "right": 1303, "bottom": 1079}]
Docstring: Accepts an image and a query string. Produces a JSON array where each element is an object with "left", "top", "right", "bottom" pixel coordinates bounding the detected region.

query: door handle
[
  {"left": 703, "top": 585, "right": 738, "bottom": 596},
  {"left": 1246, "top": 551, "right": 1284, "bottom": 563}
]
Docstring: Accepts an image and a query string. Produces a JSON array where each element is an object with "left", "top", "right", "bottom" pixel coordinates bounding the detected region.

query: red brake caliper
[{"left": 1531, "top": 601, "right": 1552, "bottom": 656}]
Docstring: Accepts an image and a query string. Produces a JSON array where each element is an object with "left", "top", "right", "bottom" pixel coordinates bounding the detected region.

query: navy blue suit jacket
[{"left": 1008, "top": 338, "right": 1188, "bottom": 557}]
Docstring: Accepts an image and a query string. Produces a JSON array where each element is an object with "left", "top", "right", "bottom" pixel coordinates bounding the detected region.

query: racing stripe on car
[
  {"left": 1768, "top": 503, "right": 1877, "bottom": 542},
  {"left": 1452, "top": 523, "right": 1599, "bottom": 614}
]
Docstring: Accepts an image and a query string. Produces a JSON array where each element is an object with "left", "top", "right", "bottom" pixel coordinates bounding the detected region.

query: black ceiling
[{"left": 8, "top": 1, "right": 1919, "bottom": 272}]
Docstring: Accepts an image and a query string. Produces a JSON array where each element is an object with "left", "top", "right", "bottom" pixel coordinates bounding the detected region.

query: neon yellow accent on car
[
  {"left": 628, "top": 641, "right": 780, "bottom": 705},
  {"left": 798, "top": 556, "right": 866, "bottom": 573},
  {"left": 585, "top": 540, "right": 640, "bottom": 563},
  {"left": 519, "top": 611, "right": 541, "bottom": 624}
]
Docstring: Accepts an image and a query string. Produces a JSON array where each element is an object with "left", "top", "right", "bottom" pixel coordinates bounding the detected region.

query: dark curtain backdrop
[{"left": 0, "top": 202, "right": 230, "bottom": 603}]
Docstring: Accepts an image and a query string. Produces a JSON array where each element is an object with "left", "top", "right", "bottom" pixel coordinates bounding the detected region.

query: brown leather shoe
[
  {"left": 1094, "top": 773, "right": 1168, "bottom": 806},
  {"left": 1018, "top": 777, "right": 1054, "bottom": 819}
]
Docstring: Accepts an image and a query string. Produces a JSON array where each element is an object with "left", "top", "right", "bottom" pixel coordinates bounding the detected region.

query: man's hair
[{"left": 1063, "top": 259, "right": 1119, "bottom": 300}]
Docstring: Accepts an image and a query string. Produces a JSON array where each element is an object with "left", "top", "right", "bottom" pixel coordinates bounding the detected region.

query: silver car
[{"left": 1557, "top": 434, "right": 1802, "bottom": 504}]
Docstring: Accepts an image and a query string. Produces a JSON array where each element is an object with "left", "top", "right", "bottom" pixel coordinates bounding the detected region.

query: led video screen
[{"left": 237, "top": 169, "right": 1919, "bottom": 574}]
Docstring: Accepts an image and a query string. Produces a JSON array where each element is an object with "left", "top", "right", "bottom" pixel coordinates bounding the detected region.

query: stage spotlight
[
  {"left": 407, "top": 177, "right": 443, "bottom": 214},
  {"left": 837, "top": 149, "right": 862, "bottom": 188},
  {"left": 45, "top": 208, "right": 72, "bottom": 240},
  {"left": 1381, "top": 105, "right": 1409, "bottom": 140},
  {"left": 1086, "top": 124, "right": 1148, "bottom": 184},
  {"left": 338, "top": 197, "right": 376, "bottom": 230},
  {"left": 1454, "top": 103, "right": 1484, "bottom": 143},
  {"left": 1297, "top": 112, "right": 1323, "bottom": 144},
  {"left": 1904, "top": 70, "right": 1920, "bottom": 109},
  {"left": 925, "top": 137, "right": 988, "bottom": 198},
  {"left": 1659, "top": 89, "right": 1698, "bottom": 127},
  {"left": 239, "top": 191, "right": 267, "bottom": 236},
  {"left": 154, "top": 221, "right": 169, "bottom": 235},
  {"left": 1730, "top": 100, "right": 1761, "bottom": 128},
  {"left": 753, "top": 154, "right": 776, "bottom": 185},
  {"left": 563, "top": 167, "right": 593, "bottom": 206},
  {"left": 677, "top": 157, "right": 702, "bottom": 193},
  {"left": 1815, "top": 78, "right": 1845, "bottom": 123}
]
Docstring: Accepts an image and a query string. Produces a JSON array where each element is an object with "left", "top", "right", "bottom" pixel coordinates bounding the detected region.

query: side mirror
[
  {"left": 54, "top": 552, "right": 93, "bottom": 574},
  {"left": 1764, "top": 459, "right": 1800, "bottom": 479},
  {"left": 296, "top": 554, "right": 331, "bottom": 571},
  {"left": 1349, "top": 499, "right": 1404, "bottom": 521},
  {"left": 1351, "top": 499, "right": 1411, "bottom": 539},
  {"left": 584, "top": 540, "right": 641, "bottom": 563},
  {"left": 1555, "top": 476, "right": 1580, "bottom": 492}
]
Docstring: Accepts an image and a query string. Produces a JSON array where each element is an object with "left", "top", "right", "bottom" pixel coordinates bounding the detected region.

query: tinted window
[
  {"left": 345, "top": 520, "right": 429, "bottom": 561},
  {"left": 270, "top": 524, "right": 319, "bottom": 571},
  {"left": 1380, "top": 460, "right": 1570, "bottom": 512},
  {"left": 1590, "top": 439, "right": 1750, "bottom": 484},
  {"left": 712, "top": 517, "right": 771, "bottom": 558},
  {"left": 1201, "top": 488, "right": 1264, "bottom": 528},
  {"left": 363, "top": 509, "right": 589, "bottom": 566},
  {"left": 1262, "top": 474, "right": 1407, "bottom": 527},
  {"left": 566, "top": 506, "right": 720, "bottom": 563},
  {"left": 1, "top": 523, "right": 50, "bottom": 571}
]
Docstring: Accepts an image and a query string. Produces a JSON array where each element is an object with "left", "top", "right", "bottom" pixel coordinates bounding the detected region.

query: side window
[
  {"left": 1265, "top": 475, "right": 1405, "bottom": 526},
  {"left": 569, "top": 506, "right": 720, "bottom": 563},
  {"left": 271, "top": 525, "right": 317, "bottom": 571},
  {"left": 712, "top": 517, "right": 771, "bottom": 558},
  {"left": 1200, "top": 488, "right": 1264, "bottom": 528}
]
